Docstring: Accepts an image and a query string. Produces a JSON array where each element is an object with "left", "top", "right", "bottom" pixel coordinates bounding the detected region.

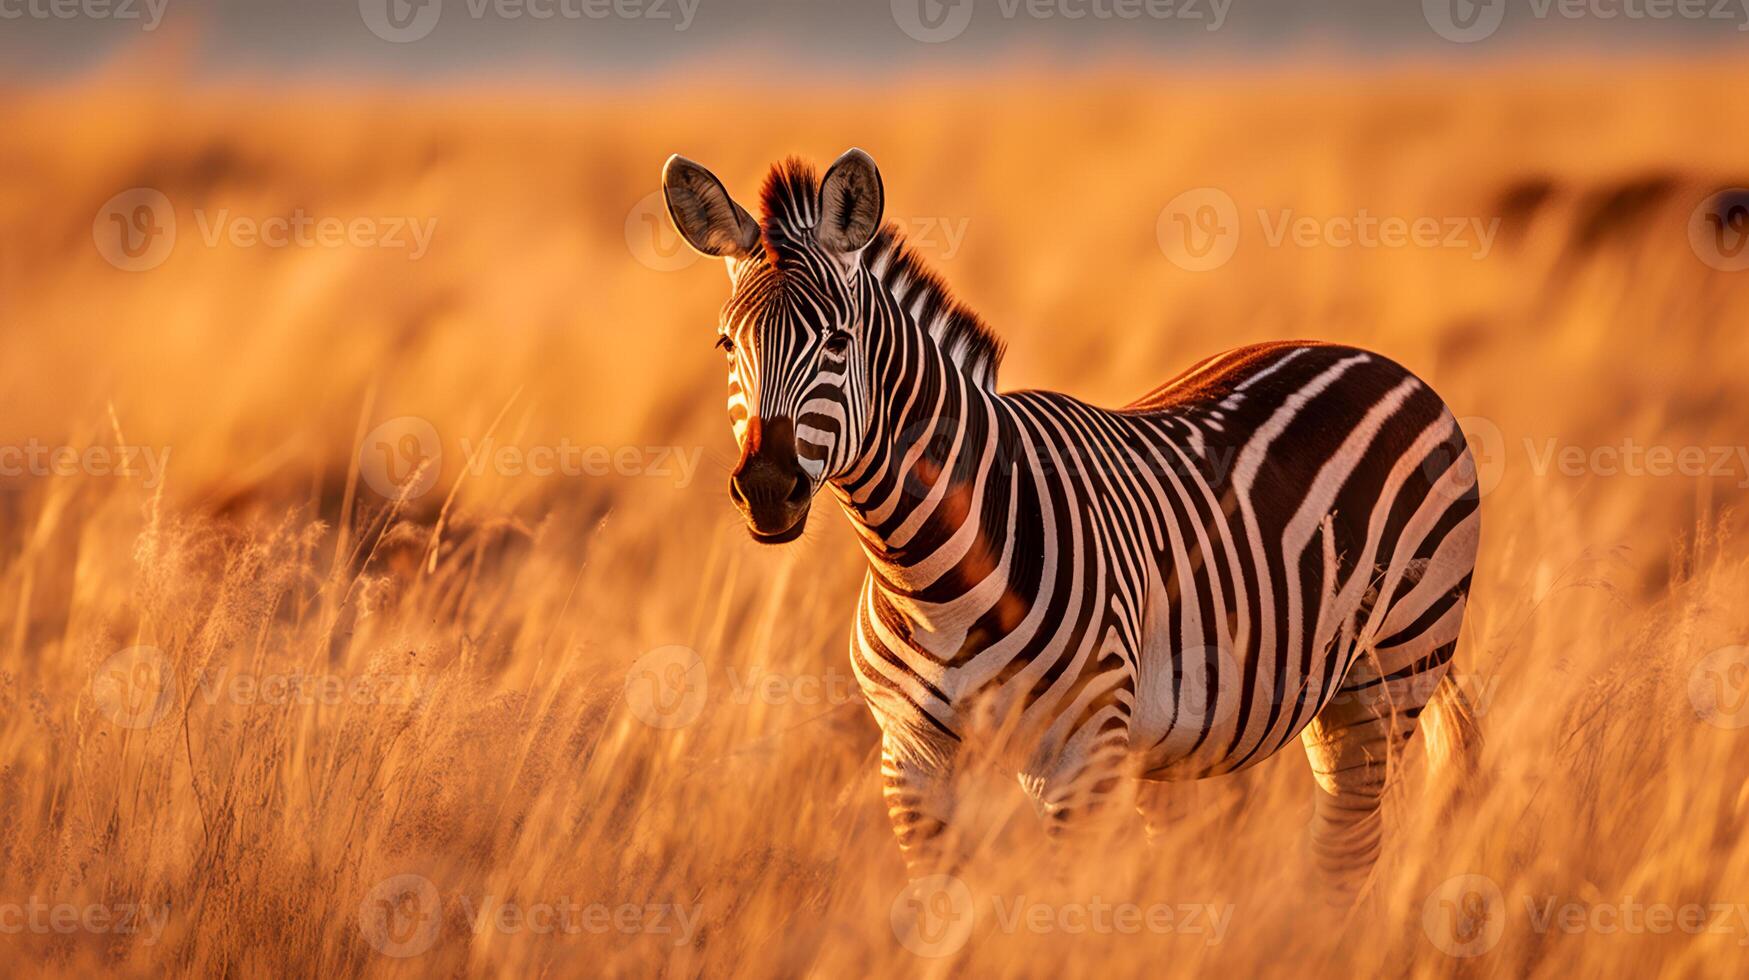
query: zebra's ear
[
  {"left": 816, "top": 148, "right": 884, "bottom": 255},
  {"left": 662, "top": 155, "right": 761, "bottom": 259}
]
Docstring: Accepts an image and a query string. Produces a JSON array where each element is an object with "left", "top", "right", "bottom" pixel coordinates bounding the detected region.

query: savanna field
[{"left": 3, "top": 59, "right": 1749, "bottom": 977}]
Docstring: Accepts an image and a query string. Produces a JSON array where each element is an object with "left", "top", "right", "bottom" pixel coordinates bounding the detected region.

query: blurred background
[
  {"left": 7, "top": 0, "right": 1749, "bottom": 77},
  {"left": 3, "top": 3, "right": 1749, "bottom": 978}
]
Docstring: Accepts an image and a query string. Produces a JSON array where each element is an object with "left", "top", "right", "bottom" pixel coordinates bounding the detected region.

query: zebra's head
[{"left": 661, "top": 149, "right": 885, "bottom": 544}]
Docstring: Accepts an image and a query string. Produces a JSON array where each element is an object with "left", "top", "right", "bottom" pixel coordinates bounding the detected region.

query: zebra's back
[
  {"left": 663, "top": 148, "right": 1481, "bottom": 893},
  {"left": 1008, "top": 342, "right": 1480, "bottom": 780}
]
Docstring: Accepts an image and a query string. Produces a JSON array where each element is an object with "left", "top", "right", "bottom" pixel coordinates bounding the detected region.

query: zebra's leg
[
  {"left": 1137, "top": 772, "right": 1257, "bottom": 845},
  {"left": 881, "top": 730, "right": 960, "bottom": 878},
  {"left": 1025, "top": 712, "right": 1135, "bottom": 855},
  {"left": 1301, "top": 615, "right": 1462, "bottom": 901},
  {"left": 1019, "top": 627, "right": 1141, "bottom": 854},
  {"left": 1134, "top": 778, "right": 1188, "bottom": 846}
]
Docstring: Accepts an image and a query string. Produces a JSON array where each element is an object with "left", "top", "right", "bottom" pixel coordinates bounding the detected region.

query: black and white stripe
[{"left": 664, "top": 150, "right": 1482, "bottom": 894}]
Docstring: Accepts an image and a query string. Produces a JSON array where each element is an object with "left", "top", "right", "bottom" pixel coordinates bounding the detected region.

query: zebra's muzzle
[{"left": 729, "top": 418, "right": 811, "bottom": 544}]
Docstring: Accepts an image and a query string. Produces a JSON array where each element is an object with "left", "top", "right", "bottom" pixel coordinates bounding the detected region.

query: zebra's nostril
[{"left": 730, "top": 467, "right": 802, "bottom": 509}]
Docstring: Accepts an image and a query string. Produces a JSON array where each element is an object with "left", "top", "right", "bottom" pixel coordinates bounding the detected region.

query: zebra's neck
[
  {"left": 858, "top": 225, "right": 1003, "bottom": 391},
  {"left": 830, "top": 263, "right": 1022, "bottom": 606}
]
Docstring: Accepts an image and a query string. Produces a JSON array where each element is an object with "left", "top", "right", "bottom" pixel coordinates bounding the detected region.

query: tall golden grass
[{"left": 3, "top": 60, "right": 1749, "bottom": 977}]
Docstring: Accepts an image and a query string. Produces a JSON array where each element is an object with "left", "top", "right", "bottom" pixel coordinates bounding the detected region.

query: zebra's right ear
[
  {"left": 662, "top": 155, "right": 761, "bottom": 260},
  {"left": 816, "top": 148, "right": 883, "bottom": 255}
]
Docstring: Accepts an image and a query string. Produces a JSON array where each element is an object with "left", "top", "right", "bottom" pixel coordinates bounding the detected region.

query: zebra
[{"left": 661, "top": 148, "right": 1482, "bottom": 896}]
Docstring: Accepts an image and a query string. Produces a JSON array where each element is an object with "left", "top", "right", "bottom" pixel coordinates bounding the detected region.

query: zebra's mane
[{"left": 758, "top": 158, "right": 1004, "bottom": 390}]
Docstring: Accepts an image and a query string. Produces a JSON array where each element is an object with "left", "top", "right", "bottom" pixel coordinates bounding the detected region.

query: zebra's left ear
[
  {"left": 662, "top": 154, "right": 762, "bottom": 260},
  {"left": 816, "top": 148, "right": 884, "bottom": 255}
]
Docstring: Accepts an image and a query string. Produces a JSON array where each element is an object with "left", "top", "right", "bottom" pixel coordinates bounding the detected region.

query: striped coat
[{"left": 663, "top": 148, "right": 1480, "bottom": 894}]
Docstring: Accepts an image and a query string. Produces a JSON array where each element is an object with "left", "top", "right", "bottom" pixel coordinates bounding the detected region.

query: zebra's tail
[{"left": 1420, "top": 671, "right": 1482, "bottom": 787}]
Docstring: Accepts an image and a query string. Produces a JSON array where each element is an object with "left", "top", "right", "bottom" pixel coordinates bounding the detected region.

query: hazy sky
[{"left": 3, "top": 0, "right": 1747, "bottom": 80}]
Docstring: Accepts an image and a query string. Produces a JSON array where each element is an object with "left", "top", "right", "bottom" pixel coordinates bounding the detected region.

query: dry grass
[{"left": 3, "top": 60, "right": 1749, "bottom": 977}]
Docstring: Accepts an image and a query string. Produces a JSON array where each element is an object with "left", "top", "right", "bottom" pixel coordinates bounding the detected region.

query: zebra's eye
[
  {"left": 715, "top": 334, "right": 734, "bottom": 354},
  {"left": 823, "top": 330, "right": 851, "bottom": 356}
]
